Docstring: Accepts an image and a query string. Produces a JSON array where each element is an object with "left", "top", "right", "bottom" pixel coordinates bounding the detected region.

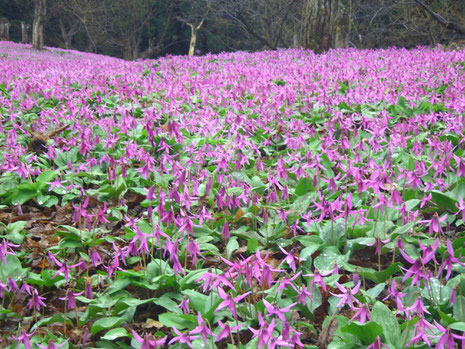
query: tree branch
[{"left": 414, "top": 0, "right": 465, "bottom": 35}]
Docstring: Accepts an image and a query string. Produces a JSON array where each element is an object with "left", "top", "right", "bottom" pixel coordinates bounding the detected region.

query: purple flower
[
  {"left": 399, "top": 242, "right": 435, "bottom": 287},
  {"left": 0, "top": 240, "right": 19, "bottom": 265},
  {"left": 420, "top": 213, "right": 447, "bottom": 236},
  {"left": 330, "top": 281, "right": 361, "bottom": 310},
  {"left": 407, "top": 315, "right": 434, "bottom": 346},
  {"left": 11, "top": 330, "right": 35, "bottom": 349},
  {"left": 186, "top": 238, "right": 203, "bottom": 265},
  {"left": 249, "top": 313, "right": 277, "bottom": 349},
  {"left": 132, "top": 331, "right": 166, "bottom": 349},
  {"left": 366, "top": 235, "right": 390, "bottom": 256},
  {"left": 215, "top": 287, "right": 250, "bottom": 319},
  {"left": 433, "top": 320, "right": 465, "bottom": 349},
  {"left": 297, "top": 285, "right": 313, "bottom": 305},
  {"left": 304, "top": 269, "right": 330, "bottom": 292},
  {"left": 455, "top": 197, "right": 465, "bottom": 222},
  {"left": 367, "top": 336, "right": 390, "bottom": 349},
  {"left": 278, "top": 246, "right": 302, "bottom": 272},
  {"left": 37, "top": 339, "right": 68, "bottom": 349},
  {"left": 168, "top": 328, "right": 199, "bottom": 349},
  {"left": 349, "top": 304, "right": 371, "bottom": 323},
  {"left": 27, "top": 287, "right": 47, "bottom": 312},
  {"left": 190, "top": 313, "right": 213, "bottom": 346},
  {"left": 222, "top": 220, "right": 230, "bottom": 240},
  {"left": 438, "top": 239, "right": 465, "bottom": 280},
  {"left": 383, "top": 280, "right": 406, "bottom": 313},
  {"left": 216, "top": 320, "right": 242, "bottom": 342},
  {"left": 177, "top": 296, "right": 190, "bottom": 314},
  {"left": 454, "top": 155, "right": 465, "bottom": 177},
  {"left": 263, "top": 299, "right": 297, "bottom": 323},
  {"left": 59, "top": 288, "right": 83, "bottom": 309}
]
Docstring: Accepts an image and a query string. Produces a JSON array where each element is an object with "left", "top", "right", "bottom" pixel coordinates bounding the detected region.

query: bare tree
[
  {"left": 214, "top": 0, "right": 352, "bottom": 52},
  {"left": 32, "top": 0, "right": 46, "bottom": 49},
  {"left": 414, "top": 0, "right": 465, "bottom": 36},
  {"left": 0, "top": 18, "right": 10, "bottom": 41},
  {"left": 58, "top": 17, "right": 80, "bottom": 49},
  {"left": 214, "top": 0, "right": 298, "bottom": 50},
  {"left": 301, "top": 0, "right": 352, "bottom": 51},
  {"left": 176, "top": 0, "right": 218, "bottom": 55},
  {"left": 351, "top": 0, "right": 465, "bottom": 49},
  {"left": 21, "top": 21, "right": 31, "bottom": 44}
]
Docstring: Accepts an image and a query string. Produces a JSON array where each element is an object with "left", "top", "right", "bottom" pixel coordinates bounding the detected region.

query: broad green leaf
[
  {"left": 313, "top": 246, "right": 348, "bottom": 273},
  {"left": 91, "top": 317, "right": 125, "bottom": 334},
  {"left": 0, "top": 255, "right": 26, "bottom": 282},
  {"left": 101, "top": 327, "right": 128, "bottom": 340},
  {"left": 341, "top": 321, "right": 382, "bottom": 345},
  {"left": 371, "top": 301, "right": 401, "bottom": 348},
  {"left": 158, "top": 312, "right": 196, "bottom": 330},
  {"left": 295, "top": 177, "right": 315, "bottom": 196},
  {"left": 36, "top": 170, "right": 58, "bottom": 190},
  {"left": 3, "top": 183, "right": 38, "bottom": 205},
  {"left": 247, "top": 238, "right": 259, "bottom": 252},
  {"left": 431, "top": 190, "right": 458, "bottom": 212},
  {"left": 453, "top": 296, "right": 465, "bottom": 322},
  {"left": 450, "top": 322, "right": 465, "bottom": 332},
  {"left": 226, "top": 236, "right": 239, "bottom": 259},
  {"left": 363, "top": 263, "right": 401, "bottom": 284}
]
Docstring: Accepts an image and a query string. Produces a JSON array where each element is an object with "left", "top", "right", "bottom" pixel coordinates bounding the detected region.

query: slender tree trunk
[
  {"left": 302, "top": 0, "right": 352, "bottom": 52},
  {"left": 0, "top": 18, "right": 10, "bottom": 41},
  {"left": 59, "top": 18, "right": 79, "bottom": 49},
  {"left": 21, "top": 22, "right": 30, "bottom": 43},
  {"left": 32, "top": 0, "right": 47, "bottom": 50},
  {"left": 188, "top": 19, "right": 204, "bottom": 56}
]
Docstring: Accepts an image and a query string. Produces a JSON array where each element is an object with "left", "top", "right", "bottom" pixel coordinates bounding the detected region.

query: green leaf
[
  {"left": 431, "top": 190, "right": 458, "bottom": 212},
  {"left": 247, "top": 238, "right": 259, "bottom": 252},
  {"left": 35, "top": 170, "right": 58, "bottom": 190},
  {"left": 453, "top": 296, "right": 465, "bottom": 321},
  {"left": 5, "top": 221, "right": 27, "bottom": 235},
  {"left": 91, "top": 317, "right": 125, "bottom": 334},
  {"left": 3, "top": 184, "right": 39, "bottom": 205},
  {"left": 251, "top": 176, "right": 266, "bottom": 194},
  {"left": 391, "top": 222, "right": 415, "bottom": 237},
  {"left": 366, "top": 283, "right": 385, "bottom": 300},
  {"left": 101, "top": 327, "right": 128, "bottom": 340},
  {"left": 32, "top": 314, "right": 73, "bottom": 329},
  {"left": 371, "top": 301, "right": 401, "bottom": 348},
  {"left": 341, "top": 321, "right": 383, "bottom": 345},
  {"left": 313, "top": 247, "right": 348, "bottom": 273},
  {"left": 295, "top": 177, "right": 315, "bottom": 196},
  {"left": 364, "top": 263, "right": 401, "bottom": 284},
  {"left": 450, "top": 322, "right": 465, "bottom": 332},
  {"left": 147, "top": 259, "right": 173, "bottom": 281},
  {"left": 226, "top": 236, "right": 239, "bottom": 259},
  {"left": 291, "top": 193, "right": 313, "bottom": 214},
  {"left": 158, "top": 312, "right": 196, "bottom": 330},
  {"left": 0, "top": 255, "right": 26, "bottom": 282},
  {"left": 439, "top": 310, "right": 457, "bottom": 325},
  {"left": 152, "top": 294, "right": 182, "bottom": 313}
]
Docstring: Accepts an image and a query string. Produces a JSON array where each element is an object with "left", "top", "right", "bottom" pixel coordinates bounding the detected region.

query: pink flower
[
  {"left": 132, "top": 331, "right": 166, "bottom": 349},
  {"left": 215, "top": 287, "right": 250, "bottom": 319}
]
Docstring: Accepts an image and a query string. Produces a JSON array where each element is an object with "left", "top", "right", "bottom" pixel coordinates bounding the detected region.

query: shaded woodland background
[{"left": 1, "top": 0, "right": 465, "bottom": 60}]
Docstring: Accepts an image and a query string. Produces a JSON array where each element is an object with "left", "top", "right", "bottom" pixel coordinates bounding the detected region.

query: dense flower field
[{"left": 1, "top": 41, "right": 465, "bottom": 348}]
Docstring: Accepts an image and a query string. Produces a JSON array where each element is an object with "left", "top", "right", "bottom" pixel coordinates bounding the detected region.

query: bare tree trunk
[
  {"left": 21, "top": 22, "right": 31, "bottom": 43},
  {"left": 59, "top": 18, "right": 80, "bottom": 49},
  {"left": 32, "top": 0, "right": 47, "bottom": 50},
  {"left": 187, "top": 19, "right": 204, "bottom": 56},
  {"left": 302, "top": 0, "right": 352, "bottom": 51},
  {"left": 122, "top": 38, "right": 134, "bottom": 60},
  {"left": 0, "top": 18, "right": 10, "bottom": 41}
]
